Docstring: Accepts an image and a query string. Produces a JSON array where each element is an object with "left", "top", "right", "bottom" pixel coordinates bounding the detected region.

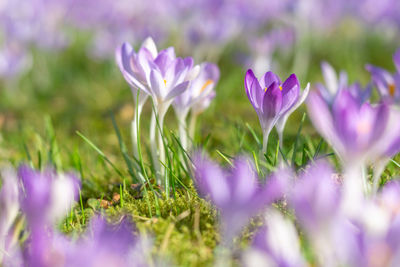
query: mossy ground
[{"left": 1, "top": 28, "right": 400, "bottom": 266}]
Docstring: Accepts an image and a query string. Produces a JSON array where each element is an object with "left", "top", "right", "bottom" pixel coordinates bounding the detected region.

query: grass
[{"left": 1, "top": 27, "right": 400, "bottom": 266}]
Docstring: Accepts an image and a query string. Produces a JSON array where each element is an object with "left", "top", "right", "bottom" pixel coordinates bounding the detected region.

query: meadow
[{"left": 1, "top": 1, "right": 400, "bottom": 266}]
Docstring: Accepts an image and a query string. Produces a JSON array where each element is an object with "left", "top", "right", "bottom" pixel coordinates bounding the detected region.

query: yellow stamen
[
  {"left": 200, "top": 79, "right": 213, "bottom": 93},
  {"left": 389, "top": 83, "right": 396, "bottom": 97},
  {"left": 164, "top": 79, "right": 167, "bottom": 87},
  {"left": 279, "top": 86, "right": 283, "bottom": 91},
  {"left": 264, "top": 87, "right": 267, "bottom": 92}
]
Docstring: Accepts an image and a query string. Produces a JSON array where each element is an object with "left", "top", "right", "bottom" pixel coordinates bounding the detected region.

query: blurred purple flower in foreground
[
  {"left": 18, "top": 165, "right": 80, "bottom": 228},
  {"left": 24, "top": 215, "right": 149, "bottom": 267},
  {"left": 243, "top": 209, "right": 305, "bottom": 267},
  {"left": 307, "top": 88, "right": 400, "bottom": 193},
  {"left": 193, "top": 153, "right": 286, "bottom": 245},
  {"left": 366, "top": 48, "right": 400, "bottom": 103},
  {"left": 64, "top": 216, "right": 149, "bottom": 267},
  {"left": 245, "top": 69, "right": 308, "bottom": 153},
  {"left": 307, "top": 89, "right": 387, "bottom": 164}
]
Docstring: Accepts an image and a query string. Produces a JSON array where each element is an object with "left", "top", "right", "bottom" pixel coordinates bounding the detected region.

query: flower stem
[
  {"left": 149, "top": 111, "right": 160, "bottom": 179},
  {"left": 189, "top": 113, "right": 198, "bottom": 145},
  {"left": 131, "top": 103, "right": 143, "bottom": 159},
  {"left": 178, "top": 114, "right": 188, "bottom": 151}
]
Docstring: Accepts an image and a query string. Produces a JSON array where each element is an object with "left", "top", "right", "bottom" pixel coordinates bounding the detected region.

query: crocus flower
[
  {"left": 316, "top": 61, "right": 348, "bottom": 103},
  {"left": 173, "top": 62, "right": 220, "bottom": 149},
  {"left": 0, "top": 168, "right": 19, "bottom": 264},
  {"left": 366, "top": 48, "right": 400, "bottom": 103},
  {"left": 307, "top": 89, "right": 391, "bottom": 191},
  {"left": 64, "top": 216, "right": 150, "bottom": 267},
  {"left": 243, "top": 209, "right": 306, "bottom": 267},
  {"left": 244, "top": 69, "right": 303, "bottom": 153},
  {"left": 317, "top": 62, "right": 372, "bottom": 105},
  {"left": 193, "top": 152, "right": 286, "bottom": 245},
  {"left": 116, "top": 38, "right": 154, "bottom": 158},
  {"left": 22, "top": 215, "right": 150, "bottom": 267},
  {"left": 17, "top": 165, "right": 80, "bottom": 227},
  {"left": 290, "top": 161, "right": 341, "bottom": 234}
]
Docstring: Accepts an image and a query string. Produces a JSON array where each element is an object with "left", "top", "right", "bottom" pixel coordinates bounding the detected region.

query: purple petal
[
  {"left": 149, "top": 69, "right": 164, "bottom": 99},
  {"left": 259, "top": 71, "right": 280, "bottom": 89},
  {"left": 280, "top": 74, "right": 300, "bottom": 114},
  {"left": 230, "top": 157, "right": 257, "bottom": 203},
  {"left": 307, "top": 91, "right": 338, "bottom": 152},
  {"left": 165, "top": 81, "right": 189, "bottom": 101},
  {"left": 245, "top": 69, "right": 263, "bottom": 110},
  {"left": 115, "top": 42, "right": 133, "bottom": 75},
  {"left": 367, "top": 102, "right": 389, "bottom": 145},
  {"left": 192, "top": 153, "right": 230, "bottom": 207},
  {"left": 332, "top": 90, "right": 360, "bottom": 149},
  {"left": 262, "top": 82, "right": 282, "bottom": 119},
  {"left": 154, "top": 51, "right": 175, "bottom": 76}
]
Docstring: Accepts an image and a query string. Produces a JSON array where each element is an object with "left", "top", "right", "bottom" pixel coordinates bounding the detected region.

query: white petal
[{"left": 141, "top": 37, "right": 158, "bottom": 58}]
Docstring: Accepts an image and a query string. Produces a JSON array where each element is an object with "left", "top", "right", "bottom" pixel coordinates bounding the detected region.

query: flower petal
[
  {"left": 262, "top": 82, "right": 282, "bottom": 120},
  {"left": 280, "top": 74, "right": 300, "bottom": 115},
  {"left": 245, "top": 69, "right": 263, "bottom": 110},
  {"left": 193, "top": 153, "right": 230, "bottom": 207},
  {"left": 149, "top": 69, "right": 165, "bottom": 99},
  {"left": 141, "top": 37, "right": 158, "bottom": 58},
  {"left": 165, "top": 81, "right": 189, "bottom": 101},
  {"left": 260, "top": 71, "right": 280, "bottom": 89}
]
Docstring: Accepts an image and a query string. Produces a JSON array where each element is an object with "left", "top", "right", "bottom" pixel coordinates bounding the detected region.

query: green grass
[{"left": 1, "top": 27, "right": 400, "bottom": 266}]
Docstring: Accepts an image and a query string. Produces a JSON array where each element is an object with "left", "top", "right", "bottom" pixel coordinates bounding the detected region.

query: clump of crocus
[
  {"left": 366, "top": 48, "right": 400, "bottom": 103},
  {"left": 117, "top": 37, "right": 208, "bottom": 183},
  {"left": 244, "top": 69, "right": 309, "bottom": 153},
  {"left": 192, "top": 152, "right": 286, "bottom": 246},
  {"left": 173, "top": 62, "right": 219, "bottom": 149}
]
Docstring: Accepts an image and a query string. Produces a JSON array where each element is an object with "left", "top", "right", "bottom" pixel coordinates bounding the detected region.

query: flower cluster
[{"left": 116, "top": 37, "right": 219, "bottom": 182}]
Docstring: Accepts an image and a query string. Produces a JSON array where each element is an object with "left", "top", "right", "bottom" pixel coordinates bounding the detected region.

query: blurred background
[{"left": 1, "top": 0, "right": 400, "bottom": 166}]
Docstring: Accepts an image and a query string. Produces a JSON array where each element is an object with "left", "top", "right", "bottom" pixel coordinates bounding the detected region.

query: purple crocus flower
[
  {"left": 289, "top": 161, "right": 363, "bottom": 265},
  {"left": 290, "top": 161, "right": 341, "bottom": 233},
  {"left": 116, "top": 38, "right": 155, "bottom": 159},
  {"left": 243, "top": 209, "right": 305, "bottom": 267},
  {"left": 317, "top": 61, "right": 372, "bottom": 105},
  {"left": 244, "top": 69, "right": 302, "bottom": 152},
  {"left": 64, "top": 216, "right": 149, "bottom": 267},
  {"left": 173, "top": 62, "right": 220, "bottom": 149},
  {"left": 17, "top": 165, "right": 80, "bottom": 228},
  {"left": 307, "top": 89, "right": 389, "bottom": 166},
  {"left": 193, "top": 152, "right": 286, "bottom": 245},
  {"left": 316, "top": 61, "right": 348, "bottom": 103},
  {"left": 22, "top": 215, "right": 150, "bottom": 267},
  {"left": 366, "top": 48, "right": 400, "bottom": 103}
]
